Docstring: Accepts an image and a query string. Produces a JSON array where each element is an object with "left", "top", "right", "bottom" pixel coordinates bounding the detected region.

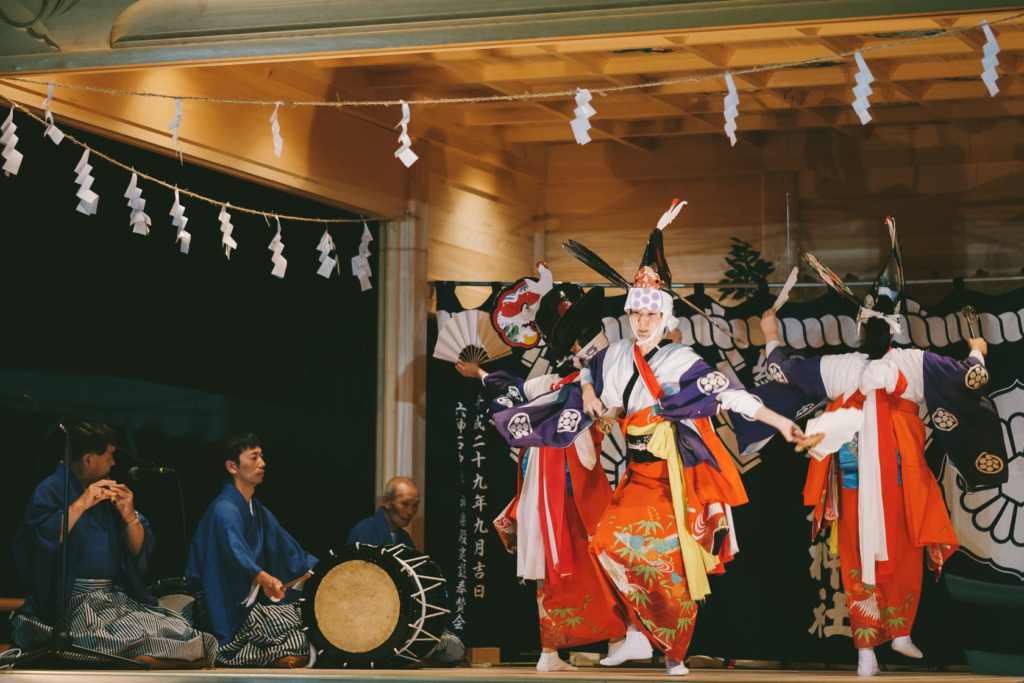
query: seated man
[
  {"left": 186, "top": 432, "right": 317, "bottom": 668},
  {"left": 346, "top": 476, "right": 419, "bottom": 548},
  {"left": 348, "top": 477, "right": 465, "bottom": 665},
  {"left": 2, "top": 423, "right": 216, "bottom": 668}
]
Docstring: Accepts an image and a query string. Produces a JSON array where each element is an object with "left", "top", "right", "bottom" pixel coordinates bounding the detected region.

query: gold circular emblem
[{"left": 975, "top": 452, "right": 1004, "bottom": 474}]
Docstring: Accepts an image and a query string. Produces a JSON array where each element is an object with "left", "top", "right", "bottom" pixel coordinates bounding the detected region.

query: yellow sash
[{"left": 627, "top": 420, "right": 720, "bottom": 601}]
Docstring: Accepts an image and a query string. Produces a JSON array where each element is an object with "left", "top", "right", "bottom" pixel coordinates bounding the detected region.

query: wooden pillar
[
  {"left": 377, "top": 140, "right": 430, "bottom": 550},
  {"left": 761, "top": 172, "right": 798, "bottom": 277}
]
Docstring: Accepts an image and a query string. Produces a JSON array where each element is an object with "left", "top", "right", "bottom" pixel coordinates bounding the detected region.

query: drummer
[
  {"left": 185, "top": 432, "right": 317, "bottom": 668},
  {"left": 348, "top": 477, "right": 466, "bottom": 665}
]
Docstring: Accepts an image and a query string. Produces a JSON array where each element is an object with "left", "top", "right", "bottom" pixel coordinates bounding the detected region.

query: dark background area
[{"left": 0, "top": 117, "right": 380, "bottom": 610}]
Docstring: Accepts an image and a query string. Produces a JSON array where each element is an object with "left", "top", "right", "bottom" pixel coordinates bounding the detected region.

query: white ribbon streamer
[
  {"left": 124, "top": 173, "right": 151, "bottom": 235},
  {"left": 394, "top": 100, "right": 418, "bottom": 168},
  {"left": 772, "top": 266, "right": 800, "bottom": 312},
  {"left": 656, "top": 198, "right": 687, "bottom": 230},
  {"left": 168, "top": 98, "right": 183, "bottom": 156},
  {"left": 856, "top": 306, "right": 902, "bottom": 335},
  {"left": 73, "top": 149, "right": 99, "bottom": 216},
  {"left": 1, "top": 106, "right": 23, "bottom": 176},
  {"left": 170, "top": 188, "right": 191, "bottom": 254},
  {"left": 723, "top": 73, "right": 739, "bottom": 146},
  {"left": 269, "top": 102, "right": 283, "bottom": 158},
  {"left": 851, "top": 51, "right": 875, "bottom": 125},
  {"left": 981, "top": 21, "right": 1001, "bottom": 97},
  {"left": 41, "top": 79, "right": 64, "bottom": 144},
  {"left": 570, "top": 88, "right": 595, "bottom": 145},
  {"left": 219, "top": 203, "right": 237, "bottom": 258},
  {"left": 268, "top": 217, "right": 287, "bottom": 278},
  {"left": 351, "top": 221, "right": 373, "bottom": 291},
  {"left": 316, "top": 229, "right": 337, "bottom": 278}
]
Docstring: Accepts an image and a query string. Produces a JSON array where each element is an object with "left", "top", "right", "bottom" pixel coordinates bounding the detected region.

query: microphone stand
[{"left": 7, "top": 392, "right": 155, "bottom": 670}]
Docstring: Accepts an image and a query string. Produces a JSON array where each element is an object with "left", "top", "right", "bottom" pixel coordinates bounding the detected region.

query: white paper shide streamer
[
  {"left": 268, "top": 217, "right": 287, "bottom": 278},
  {"left": 570, "top": 88, "right": 595, "bottom": 145},
  {"left": 73, "top": 149, "right": 99, "bottom": 216},
  {"left": 168, "top": 98, "right": 183, "bottom": 155},
  {"left": 981, "top": 21, "right": 1002, "bottom": 97},
  {"left": 851, "top": 52, "right": 875, "bottom": 125},
  {"left": 124, "top": 173, "right": 151, "bottom": 235},
  {"left": 170, "top": 189, "right": 191, "bottom": 254},
  {"left": 269, "top": 102, "right": 284, "bottom": 158},
  {"left": 723, "top": 73, "right": 740, "bottom": 146},
  {"left": 1, "top": 107, "right": 23, "bottom": 176},
  {"left": 352, "top": 222, "right": 373, "bottom": 291},
  {"left": 41, "top": 79, "right": 64, "bottom": 144},
  {"left": 219, "top": 203, "right": 237, "bottom": 258},
  {"left": 395, "top": 100, "right": 418, "bottom": 168},
  {"left": 772, "top": 266, "right": 800, "bottom": 312},
  {"left": 316, "top": 229, "right": 338, "bottom": 278}
]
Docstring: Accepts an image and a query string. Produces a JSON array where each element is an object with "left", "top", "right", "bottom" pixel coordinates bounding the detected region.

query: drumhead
[
  {"left": 314, "top": 560, "right": 401, "bottom": 653},
  {"left": 148, "top": 577, "right": 197, "bottom": 614}
]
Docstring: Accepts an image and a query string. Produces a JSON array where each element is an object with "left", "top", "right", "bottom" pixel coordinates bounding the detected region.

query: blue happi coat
[
  {"left": 185, "top": 482, "right": 317, "bottom": 644},
  {"left": 13, "top": 462, "right": 156, "bottom": 621}
]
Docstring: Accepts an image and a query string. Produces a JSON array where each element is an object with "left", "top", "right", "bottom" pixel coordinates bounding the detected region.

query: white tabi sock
[
  {"left": 537, "top": 652, "right": 577, "bottom": 672},
  {"left": 858, "top": 648, "right": 880, "bottom": 677},
  {"left": 891, "top": 636, "right": 923, "bottom": 658},
  {"left": 666, "top": 658, "right": 689, "bottom": 676},
  {"left": 600, "top": 630, "right": 652, "bottom": 666}
]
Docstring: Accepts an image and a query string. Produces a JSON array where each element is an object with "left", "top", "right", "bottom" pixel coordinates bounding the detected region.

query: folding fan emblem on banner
[{"left": 433, "top": 310, "right": 512, "bottom": 365}]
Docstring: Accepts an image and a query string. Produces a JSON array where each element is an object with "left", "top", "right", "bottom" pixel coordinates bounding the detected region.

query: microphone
[{"left": 128, "top": 466, "right": 175, "bottom": 481}]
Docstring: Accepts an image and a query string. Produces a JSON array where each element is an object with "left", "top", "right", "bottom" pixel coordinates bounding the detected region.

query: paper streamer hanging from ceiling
[
  {"left": 124, "top": 173, "right": 151, "bottom": 235},
  {"left": 73, "top": 149, "right": 99, "bottom": 216},
  {"left": 269, "top": 217, "right": 288, "bottom": 278},
  {"left": 170, "top": 188, "right": 191, "bottom": 254},
  {"left": 980, "top": 21, "right": 1002, "bottom": 97},
  {"left": 41, "top": 80, "right": 63, "bottom": 144},
  {"left": 570, "top": 88, "right": 595, "bottom": 145},
  {"left": 1, "top": 106, "right": 23, "bottom": 176},
  {"left": 352, "top": 221, "right": 373, "bottom": 291},
  {"left": 168, "top": 98, "right": 183, "bottom": 157},
  {"left": 723, "top": 73, "right": 739, "bottom": 146},
  {"left": 220, "top": 203, "right": 237, "bottom": 258},
  {"left": 269, "top": 102, "right": 284, "bottom": 158},
  {"left": 851, "top": 51, "right": 875, "bottom": 125},
  {"left": 316, "top": 229, "right": 339, "bottom": 278},
  {"left": 395, "top": 100, "right": 418, "bottom": 168}
]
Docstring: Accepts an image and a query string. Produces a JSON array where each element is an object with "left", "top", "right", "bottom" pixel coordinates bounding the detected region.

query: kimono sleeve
[
  {"left": 491, "top": 384, "right": 593, "bottom": 449},
  {"left": 728, "top": 346, "right": 829, "bottom": 455},
  {"left": 13, "top": 477, "right": 70, "bottom": 618},
  {"left": 658, "top": 356, "right": 742, "bottom": 421},
  {"left": 261, "top": 507, "right": 318, "bottom": 593},
  {"left": 922, "top": 351, "right": 1008, "bottom": 489}
]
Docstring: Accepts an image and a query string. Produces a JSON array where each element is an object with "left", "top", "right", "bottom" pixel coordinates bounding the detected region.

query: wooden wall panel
[{"left": 543, "top": 121, "right": 1024, "bottom": 294}]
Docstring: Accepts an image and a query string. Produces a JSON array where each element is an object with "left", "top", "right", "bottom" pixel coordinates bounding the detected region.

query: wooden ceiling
[{"left": 295, "top": 8, "right": 1024, "bottom": 151}]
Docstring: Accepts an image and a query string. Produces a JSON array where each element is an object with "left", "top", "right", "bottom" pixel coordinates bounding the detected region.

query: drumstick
[{"left": 282, "top": 571, "right": 312, "bottom": 590}]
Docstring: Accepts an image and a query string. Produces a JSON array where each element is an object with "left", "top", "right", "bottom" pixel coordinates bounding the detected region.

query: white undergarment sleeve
[
  {"left": 523, "top": 374, "right": 561, "bottom": 400},
  {"left": 717, "top": 389, "right": 763, "bottom": 421},
  {"left": 765, "top": 340, "right": 780, "bottom": 357},
  {"left": 819, "top": 352, "right": 870, "bottom": 400},
  {"left": 579, "top": 366, "right": 594, "bottom": 386},
  {"left": 969, "top": 350, "right": 986, "bottom": 365}
]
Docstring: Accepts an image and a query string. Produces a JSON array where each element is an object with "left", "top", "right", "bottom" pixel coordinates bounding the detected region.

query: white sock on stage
[
  {"left": 600, "top": 630, "right": 652, "bottom": 666},
  {"left": 891, "top": 636, "right": 922, "bottom": 659},
  {"left": 858, "top": 648, "right": 880, "bottom": 677},
  {"left": 666, "top": 658, "right": 689, "bottom": 676},
  {"left": 537, "top": 652, "right": 577, "bottom": 672}
]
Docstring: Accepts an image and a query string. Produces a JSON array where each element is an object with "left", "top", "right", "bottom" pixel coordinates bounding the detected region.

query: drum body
[
  {"left": 147, "top": 577, "right": 207, "bottom": 631},
  {"left": 300, "top": 544, "right": 449, "bottom": 668}
]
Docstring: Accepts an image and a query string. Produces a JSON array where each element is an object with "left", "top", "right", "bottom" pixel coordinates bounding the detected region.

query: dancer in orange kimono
[
  {"left": 459, "top": 267, "right": 626, "bottom": 672},
  {"left": 559, "top": 201, "right": 806, "bottom": 676},
  {"left": 741, "top": 218, "right": 1007, "bottom": 676}
]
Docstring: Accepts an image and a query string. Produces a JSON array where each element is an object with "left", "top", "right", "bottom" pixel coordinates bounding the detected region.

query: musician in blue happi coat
[
  {"left": 186, "top": 432, "right": 317, "bottom": 668},
  {"left": 2, "top": 422, "right": 216, "bottom": 668},
  {"left": 346, "top": 476, "right": 419, "bottom": 548}
]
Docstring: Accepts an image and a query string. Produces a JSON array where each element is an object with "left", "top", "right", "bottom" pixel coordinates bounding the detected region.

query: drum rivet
[
  {"left": 329, "top": 549, "right": 335, "bottom": 556},
  {"left": 303, "top": 627, "right": 308, "bottom": 631},
  {"left": 299, "top": 598, "right": 305, "bottom": 602}
]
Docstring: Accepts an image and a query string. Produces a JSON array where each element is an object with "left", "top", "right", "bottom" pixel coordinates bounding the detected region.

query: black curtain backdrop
[
  {"left": 0, "top": 120, "right": 380, "bottom": 617},
  {"left": 427, "top": 281, "right": 1024, "bottom": 666}
]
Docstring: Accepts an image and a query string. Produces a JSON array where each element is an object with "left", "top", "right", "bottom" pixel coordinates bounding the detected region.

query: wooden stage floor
[{"left": 0, "top": 666, "right": 1014, "bottom": 683}]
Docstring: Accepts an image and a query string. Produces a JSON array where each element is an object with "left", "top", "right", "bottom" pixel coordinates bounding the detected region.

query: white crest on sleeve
[
  {"left": 557, "top": 409, "right": 582, "bottom": 433},
  {"left": 508, "top": 413, "right": 533, "bottom": 439},
  {"left": 697, "top": 371, "right": 730, "bottom": 395}
]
